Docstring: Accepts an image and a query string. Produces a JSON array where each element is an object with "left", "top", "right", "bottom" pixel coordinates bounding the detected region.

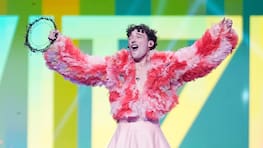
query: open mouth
[{"left": 130, "top": 44, "right": 139, "bottom": 50}]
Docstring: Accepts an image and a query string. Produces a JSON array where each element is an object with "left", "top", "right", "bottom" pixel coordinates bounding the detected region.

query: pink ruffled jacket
[{"left": 44, "top": 23, "right": 238, "bottom": 121}]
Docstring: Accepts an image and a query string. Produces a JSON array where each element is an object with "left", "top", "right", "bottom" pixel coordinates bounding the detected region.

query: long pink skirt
[{"left": 107, "top": 120, "right": 170, "bottom": 148}]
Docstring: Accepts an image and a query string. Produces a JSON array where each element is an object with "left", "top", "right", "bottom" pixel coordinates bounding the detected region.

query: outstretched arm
[
  {"left": 167, "top": 18, "right": 238, "bottom": 84},
  {"left": 44, "top": 31, "right": 107, "bottom": 86}
]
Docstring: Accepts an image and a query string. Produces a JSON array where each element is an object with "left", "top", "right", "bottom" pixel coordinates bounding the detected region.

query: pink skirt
[{"left": 107, "top": 120, "right": 170, "bottom": 148}]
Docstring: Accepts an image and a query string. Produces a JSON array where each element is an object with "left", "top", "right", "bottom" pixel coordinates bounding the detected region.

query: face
[{"left": 128, "top": 29, "right": 153, "bottom": 62}]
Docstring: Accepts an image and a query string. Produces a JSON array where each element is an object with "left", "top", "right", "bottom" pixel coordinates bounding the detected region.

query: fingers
[
  {"left": 220, "top": 17, "right": 233, "bottom": 33},
  {"left": 225, "top": 19, "right": 233, "bottom": 28},
  {"left": 221, "top": 17, "right": 226, "bottom": 24},
  {"left": 225, "top": 19, "right": 233, "bottom": 33},
  {"left": 49, "top": 30, "right": 59, "bottom": 36},
  {"left": 221, "top": 18, "right": 232, "bottom": 26},
  {"left": 48, "top": 30, "right": 59, "bottom": 41}
]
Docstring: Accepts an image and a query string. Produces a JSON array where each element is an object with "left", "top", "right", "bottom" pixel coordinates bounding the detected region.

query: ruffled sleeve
[
  {"left": 167, "top": 21, "right": 238, "bottom": 83},
  {"left": 44, "top": 34, "right": 107, "bottom": 86}
]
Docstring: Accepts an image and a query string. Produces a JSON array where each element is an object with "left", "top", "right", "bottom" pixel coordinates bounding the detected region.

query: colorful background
[{"left": 0, "top": 0, "right": 262, "bottom": 148}]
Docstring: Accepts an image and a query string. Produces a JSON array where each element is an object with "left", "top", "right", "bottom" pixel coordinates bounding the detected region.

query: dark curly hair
[{"left": 126, "top": 24, "right": 157, "bottom": 50}]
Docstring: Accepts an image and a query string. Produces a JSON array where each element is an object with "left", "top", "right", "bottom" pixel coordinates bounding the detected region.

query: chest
[
  {"left": 107, "top": 51, "right": 173, "bottom": 91},
  {"left": 135, "top": 64, "right": 149, "bottom": 91}
]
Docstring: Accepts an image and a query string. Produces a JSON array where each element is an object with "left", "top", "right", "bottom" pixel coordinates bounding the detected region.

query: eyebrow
[
  {"left": 128, "top": 33, "right": 144, "bottom": 39},
  {"left": 135, "top": 32, "right": 144, "bottom": 36}
]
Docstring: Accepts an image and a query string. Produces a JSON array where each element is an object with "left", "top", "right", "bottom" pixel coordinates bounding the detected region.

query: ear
[{"left": 148, "top": 40, "right": 154, "bottom": 48}]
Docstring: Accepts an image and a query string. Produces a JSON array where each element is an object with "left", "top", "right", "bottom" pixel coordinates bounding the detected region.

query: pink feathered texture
[
  {"left": 180, "top": 61, "right": 214, "bottom": 82},
  {"left": 44, "top": 35, "right": 107, "bottom": 86},
  {"left": 107, "top": 50, "right": 140, "bottom": 120},
  {"left": 144, "top": 52, "right": 188, "bottom": 120},
  {"left": 196, "top": 30, "right": 221, "bottom": 56},
  {"left": 226, "top": 30, "right": 238, "bottom": 49},
  {"left": 178, "top": 25, "right": 238, "bottom": 82},
  {"left": 44, "top": 23, "right": 239, "bottom": 122}
]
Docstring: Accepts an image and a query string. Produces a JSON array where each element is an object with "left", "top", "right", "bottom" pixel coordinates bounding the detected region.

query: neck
[
  {"left": 134, "top": 53, "right": 149, "bottom": 67},
  {"left": 134, "top": 50, "right": 151, "bottom": 64},
  {"left": 139, "top": 56, "right": 148, "bottom": 65}
]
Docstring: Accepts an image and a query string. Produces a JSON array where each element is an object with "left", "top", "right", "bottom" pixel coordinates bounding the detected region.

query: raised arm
[
  {"left": 166, "top": 18, "right": 238, "bottom": 84},
  {"left": 44, "top": 31, "right": 107, "bottom": 86}
]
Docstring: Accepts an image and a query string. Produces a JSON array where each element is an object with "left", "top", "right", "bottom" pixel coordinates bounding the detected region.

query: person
[{"left": 45, "top": 18, "right": 238, "bottom": 148}]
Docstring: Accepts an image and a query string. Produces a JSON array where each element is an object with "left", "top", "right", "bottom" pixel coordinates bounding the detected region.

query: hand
[
  {"left": 220, "top": 17, "right": 233, "bottom": 33},
  {"left": 48, "top": 30, "right": 59, "bottom": 41}
]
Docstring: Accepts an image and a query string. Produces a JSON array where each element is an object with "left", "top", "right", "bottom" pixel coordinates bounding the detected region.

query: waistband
[{"left": 117, "top": 116, "right": 159, "bottom": 124}]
